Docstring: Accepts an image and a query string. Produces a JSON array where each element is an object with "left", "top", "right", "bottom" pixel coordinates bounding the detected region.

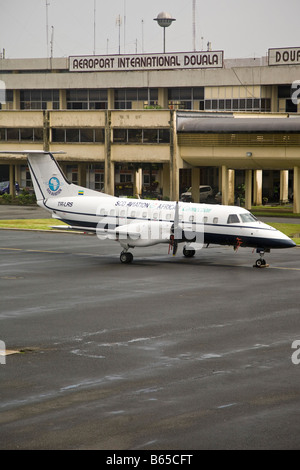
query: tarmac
[{"left": 1, "top": 205, "right": 300, "bottom": 450}]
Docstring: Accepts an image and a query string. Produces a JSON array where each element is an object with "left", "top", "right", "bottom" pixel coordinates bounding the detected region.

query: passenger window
[
  {"left": 227, "top": 214, "right": 240, "bottom": 224},
  {"left": 189, "top": 215, "right": 195, "bottom": 222},
  {"left": 142, "top": 211, "right": 147, "bottom": 218},
  {"left": 203, "top": 216, "right": 208, "bottom": 223},
  {"left": 213, "top": 217, "right": 218, "bottom": 224}
]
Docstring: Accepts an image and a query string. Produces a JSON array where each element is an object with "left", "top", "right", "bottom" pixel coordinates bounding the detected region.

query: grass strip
[{"left": 0, "top": 219, "right": 67, "bottom": 231}]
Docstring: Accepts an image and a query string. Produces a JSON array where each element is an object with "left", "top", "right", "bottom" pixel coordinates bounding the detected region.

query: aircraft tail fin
[
  {"left": 24, "top": 151, "right": 109, "bottom": 201},
  {"left": 27, "top": 152, "right": 70, "bottom": 201}
]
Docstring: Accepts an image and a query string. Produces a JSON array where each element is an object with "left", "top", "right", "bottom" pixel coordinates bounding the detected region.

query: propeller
[{"left": 168, "top": 201, "right": 180, "bottom": 256}]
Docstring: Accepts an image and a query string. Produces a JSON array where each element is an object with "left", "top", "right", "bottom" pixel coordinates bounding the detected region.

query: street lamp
[{"left": 153, "top": 12, "right": 176, "bottom": 53}]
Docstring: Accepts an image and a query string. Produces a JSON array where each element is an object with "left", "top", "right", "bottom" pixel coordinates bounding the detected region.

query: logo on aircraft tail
[{"left": 47, "top": 176, "right": 62, "bottom": 195}]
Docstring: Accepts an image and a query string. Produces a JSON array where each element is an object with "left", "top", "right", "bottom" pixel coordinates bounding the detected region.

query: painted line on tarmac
[
  {"left": 270, "top": 266, "right": 300, "bottom": 271},
  {"left": 0, "top": 246, "right": 116, "bottom": 258},
  {"left": 0, "top": 247, "right": 64, "bottom": 254}
]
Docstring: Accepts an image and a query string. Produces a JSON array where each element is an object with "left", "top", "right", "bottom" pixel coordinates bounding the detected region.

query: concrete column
[
  {"left": 253, "top": 170, "right": 262, "bottom": 206},
  {"left": 104, "top": 110, "right": 114, "bottom": 195},
  {"left": 43, "top": 110, "right": 50, "bottom": 152},
  {"left": 191, "top": 168, "right": 200, "bottom": 203},
  {"left": 221, "top": 165, "right": 229, "bottom": 205},
  {"left": 280, "top": 170, "right": 289, "bottom": 204},
  {"left": 59, "top": 90, "right": 67, "bottom": 110},
  {"left": 270, "top": 85, "right": 278, "bottom": 113},
  {"left": 228, "top": 169, "right": 235, "bottom": 205},
  {"left": 9, "top": 164, "right": 14, "bottom": 196},
  {"left": 162, "top": 163, "right": 170, "bottom": 200},
  {"left": 15, "top": 164, "right": 21, "bottom": 192},
  {"left": 107, "top": 89, "right": 114, "bottom": 110},
  {"left": 245, "top": 169, "right": 252, "bottom": 210},
  {"left": 158, "top": 88, "right": 168, "bottom": 109},
  {"left": 78, "top": 163, "right": 86, "bottom": 187},
  {"left": 170, "top": 110, "right": 180, "bottom": 201},
  {"left": 134, "top": 168, "right": 142, "bottom": 198},
  {"left": 13, "top": 90, "right": 20, "bottom": 110},
  {"left": 293, "top": 166, "right": 300, "bottom": 213}
]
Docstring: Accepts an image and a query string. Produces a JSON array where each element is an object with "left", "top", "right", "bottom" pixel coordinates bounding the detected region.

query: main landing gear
[
  {"left": 183, "top": 245, "right": 196, "bottom": 258},
  {"left": 120, "top": 245, "right": 196, "bottom": 264},
  {"left": 254, "top": 249, "right": 269, "bottom": 268},
  {"left": 120, "top": 250, "right": 133, "bottom": 264}
]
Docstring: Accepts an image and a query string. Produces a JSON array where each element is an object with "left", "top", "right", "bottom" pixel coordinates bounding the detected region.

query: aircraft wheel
[
  {"left": 183, "top": 246, "right": 195, "bottom": 258},
  {"left": 120, "top": 251, "right": 133, "bottom": 264},
  {"left": 255, "top": 258, "right": 266, "bottom": 268}
]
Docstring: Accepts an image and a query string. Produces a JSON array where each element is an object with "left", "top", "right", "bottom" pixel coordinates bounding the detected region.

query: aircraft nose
[{"left": 281, "top": 238, "right": 296, "bottom": 248}]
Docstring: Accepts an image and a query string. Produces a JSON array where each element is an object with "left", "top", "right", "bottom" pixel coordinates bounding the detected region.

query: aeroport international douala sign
[
  {"left": 69, "top": 51, "right": 224, "bottom": 72},
  {"left": 269, "top": 47, "right": 300, "bottom": 66}
]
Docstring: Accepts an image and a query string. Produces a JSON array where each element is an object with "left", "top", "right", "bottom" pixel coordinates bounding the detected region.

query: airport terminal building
[{"left": 1, "top": 46, "right": 300, "bottom": 211}]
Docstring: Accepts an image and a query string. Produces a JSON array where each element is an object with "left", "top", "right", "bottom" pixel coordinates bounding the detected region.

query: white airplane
[{"left": 1, "top": 151, "right": 296, "bottom": 266}]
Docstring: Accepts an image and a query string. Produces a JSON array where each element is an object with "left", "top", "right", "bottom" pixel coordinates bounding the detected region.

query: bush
[
  {"left": 0, "top": 190, "right": 36, "bottom": 205},
  {"left": 0, "top": 193, "right": 13, "bottom": 204}
]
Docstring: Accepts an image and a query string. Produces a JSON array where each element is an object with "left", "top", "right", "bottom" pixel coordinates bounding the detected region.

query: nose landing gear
[{"left": 254, "top": 249, "right": 269, "bottom": 268}]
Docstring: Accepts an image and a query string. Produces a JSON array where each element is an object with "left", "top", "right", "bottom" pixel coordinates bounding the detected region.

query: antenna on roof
[
  {"left": 45, "top": 0, "right": 50, "bottom": 58},
  {"left": 193, "top": 0, "right": 196, "bottom": 51},
  {"left": 93, "top": 0, "right": 96, "bottom": 55},
  {"left": 50, "top": 26, "right": 54, "bottom": 69}
]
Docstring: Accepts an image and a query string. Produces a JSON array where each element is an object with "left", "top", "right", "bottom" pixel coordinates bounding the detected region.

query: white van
[{"left": 180, "top": 185, "right": 213, "bottom": 203}]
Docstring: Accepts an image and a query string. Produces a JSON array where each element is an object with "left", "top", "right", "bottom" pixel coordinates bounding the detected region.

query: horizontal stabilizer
[{"left": 51, "top": 224, "right": 96, "bottom": 234}]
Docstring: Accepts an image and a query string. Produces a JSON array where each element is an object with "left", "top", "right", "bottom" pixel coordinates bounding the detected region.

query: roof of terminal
[{"left": 177, "top": 115, "right": 300, "bottom": 133}]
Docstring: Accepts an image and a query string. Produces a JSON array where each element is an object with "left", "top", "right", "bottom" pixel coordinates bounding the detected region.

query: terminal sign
[
  {"left": 269, "top": 47, "right": 300, "bottom": 66},
  {"left": 69, "top": 51, "right": 224, "bottom": 72}
]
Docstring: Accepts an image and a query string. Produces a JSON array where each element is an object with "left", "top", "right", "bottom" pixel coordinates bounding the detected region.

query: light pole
[{"left": 153, "top": 12, "right": 176, "bottom": 53}]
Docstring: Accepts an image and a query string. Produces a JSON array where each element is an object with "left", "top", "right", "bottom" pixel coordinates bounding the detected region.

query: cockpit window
[
  {"left": 227, "top": 214, "right": 240, "bottom": 224},
  {"left": 240, "top": 213, "right": 257, "bottom": 223}
]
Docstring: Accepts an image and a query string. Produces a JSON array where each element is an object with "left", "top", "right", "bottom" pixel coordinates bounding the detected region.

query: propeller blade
[{"left": 168, "top": 201, "right": 180, "bottom": 256}]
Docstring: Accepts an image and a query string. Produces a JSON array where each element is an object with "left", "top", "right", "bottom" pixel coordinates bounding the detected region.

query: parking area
[{"left": 1, "top": 228, "right": 300, "bottom": 450}]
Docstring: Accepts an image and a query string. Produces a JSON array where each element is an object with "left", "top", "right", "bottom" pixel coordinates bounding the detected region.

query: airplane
[{"left": 0, "top": 150, "right": 296, "bottom": 267}]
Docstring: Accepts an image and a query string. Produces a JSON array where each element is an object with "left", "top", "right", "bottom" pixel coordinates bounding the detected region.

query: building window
[
  {"left": 19, "top": 166, "right": 34, "bottom": 190},
  {"left": 0, "top": 89, "right": 13, "bottom": 109},
  {"left": 51, "top": 128, "right": 104, "bottom": 143},
  {"left": 94, "top": 171, "right": 104, "bottom": 191},
  {"left": 120, "top": 174, "right": 132, "bottom": 183},
  {"left": 20, "top": 90, "right": 59, "bottom": 109},
  {"left": 87, "top": 163, "right": 104, "bottom": 191},
  {"left": 204, "top": 98, "right": 271, "bottom": 112},
  {"left": 168, "top": 87, "right": 204, "bottom": 110},
  {"left": 113, "top": 128, "right": 170, "bottom": 143},
  {"left": 66, "top": 89, "right": 108, "bottom": 109},
  {"left": 0, "top": 128, "right": 43, "bottom": 141},
  {"left": 114, "top": 88, "right": 158, "bottom": 109},
  {"left": 66, "top": 166, "right": 78, "bottom": 184}
]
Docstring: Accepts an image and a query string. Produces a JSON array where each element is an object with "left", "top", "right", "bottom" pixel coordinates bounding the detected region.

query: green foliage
[{"left": 0, "top": 190, "right": 36, "bottom": 205}]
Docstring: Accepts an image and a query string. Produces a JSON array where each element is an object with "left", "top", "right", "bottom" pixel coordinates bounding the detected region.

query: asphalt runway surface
[{"left": 1, "top": 219, "right": 300, "bottom": 449}]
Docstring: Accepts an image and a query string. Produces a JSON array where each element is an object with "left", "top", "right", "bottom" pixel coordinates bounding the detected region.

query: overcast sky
[{"left": 0, "top": 0, "right": 300, "bottom": 59}]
